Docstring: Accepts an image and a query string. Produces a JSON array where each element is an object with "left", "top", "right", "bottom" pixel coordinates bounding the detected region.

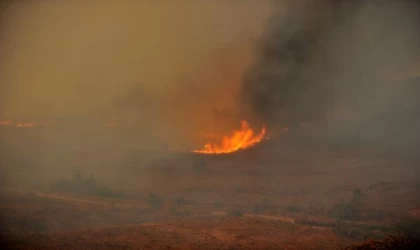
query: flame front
[
  {"left": 0, "top": 121, "right": 50, "bottom": 128},
  {"left": 193, "top": 121, "right": 266, "bottom": 154}
]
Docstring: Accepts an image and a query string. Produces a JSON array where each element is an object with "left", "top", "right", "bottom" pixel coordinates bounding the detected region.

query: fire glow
[
  {"left": 0, "top": 120, "right": 117, "bottom": 128},
  {"left": 193, "top": 121, "right": 266, "bottom": 154},
  {"left": 0, "top": 121, "right": 42, "bottom": 128}
]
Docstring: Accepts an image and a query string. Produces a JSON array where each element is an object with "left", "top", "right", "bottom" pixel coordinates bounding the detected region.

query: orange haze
[{"left": 0, "top": 120, "right": 48, "bottom": 128}]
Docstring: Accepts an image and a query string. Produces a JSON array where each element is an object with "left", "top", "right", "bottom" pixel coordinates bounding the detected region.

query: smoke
[
  {"left": 0, "top": 1, "right": 273, "bottom": 189},
  {"left": 0, "top": 1, "right": 272, "bottom": 120},
  {"left": 241, "top": 0, "right": 420, "bottom": 143}
]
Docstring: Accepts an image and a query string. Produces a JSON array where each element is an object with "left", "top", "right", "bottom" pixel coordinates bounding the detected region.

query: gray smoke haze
[
  {"left": 0, "top": 1, "right": 273, "bottom": 190},
  {"left": 242, "top": 0, "right": 420, "bottom": 144},
  {"left": 1, "top": 0, "right": 419, "bottom": 191}
]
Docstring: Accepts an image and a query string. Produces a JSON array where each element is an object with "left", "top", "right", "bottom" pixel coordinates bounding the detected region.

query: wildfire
[
  {"left": 193, "top": 120, "right": 266, "bottom": 154},
  {"left": 0, "top": 120, "right": 49, "bottom": 128},
  {"left": 0, "top": 120, "right": 119, "bottom": 128},
  {"left": 0, "top": 121, "right": 12, "bottom": 126},
  {"left": 16, "top": 122, "right": 35, "bottom": 128}
]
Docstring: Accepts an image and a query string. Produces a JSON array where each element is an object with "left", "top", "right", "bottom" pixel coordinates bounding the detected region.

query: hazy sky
[{"left": 0, "top": 1, "right": 273, "bottom": 120}]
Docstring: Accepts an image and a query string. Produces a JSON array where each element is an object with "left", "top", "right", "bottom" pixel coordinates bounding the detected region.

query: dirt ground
[
  {"left": 1, "top": 142, "right": 419, "bottom": 249},
  {"left": 2, "top": 217, "right": 346, "bottom": 250}
]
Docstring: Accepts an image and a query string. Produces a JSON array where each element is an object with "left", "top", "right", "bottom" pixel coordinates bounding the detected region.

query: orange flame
[
  {"left": 16, "top": 122, "right": 35, "bottom": 128},
  {"left": 0, "top": 120, "right": 12, "bottom": 126},
  {"left": 193, "top": 120, "right": 266, "bottom": 154},
  {"left": 0, "top": 121, "right": 50, "bottom": 128}
]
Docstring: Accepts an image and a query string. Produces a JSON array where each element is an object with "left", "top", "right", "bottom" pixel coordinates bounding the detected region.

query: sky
[
  {"left": 1, "top": 0, "right": 419, "bottom": 145},
  {"left": 0, "top": 1, "right": 274, "bottom": 121}
]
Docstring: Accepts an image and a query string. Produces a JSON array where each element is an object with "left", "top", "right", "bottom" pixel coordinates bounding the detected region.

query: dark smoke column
[
  {"left": 241, "top": 0, "right": 362, "bottom": 127},
  {"left": 241, "top": 0, "right": 420, "bottom": 142}
]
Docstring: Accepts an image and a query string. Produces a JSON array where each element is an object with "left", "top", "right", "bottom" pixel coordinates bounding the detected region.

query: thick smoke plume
[{"left": 242, "top": 0, "right": 420, "bottom": 144}]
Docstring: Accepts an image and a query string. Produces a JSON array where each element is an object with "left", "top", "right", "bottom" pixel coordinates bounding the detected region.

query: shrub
[
  {"left": 175, "top": 196, "right": 195, "bottom": 205},
  {"left": 330, "top": 203, "right": 361, "bottom": 221},
  {"left": 227, "top": 208, "right": 244, "bottom": 217},
  {"left": 169, "top": 206, "right": 192, "bottom": 217},
  {"left": 52, "top": 172, "right": 125, "bottom": 198},
  {"left": 286, "top": 205, "right": 302, "bottom": 213},
  {"left": 335, "top": 216, "right": 420, "bottom": 242},
  {"left": 329, "top": 189, "right": 364, "bottom": 221},
  {"left": 253, "top": 199, "right": 273, "bottom": 214},
  {"left": 147, "top": 192, "right": 164, "bottom": 209},
  {"left": 345, "top": 235, "right": 420, "bottom": 250},
  {"left": 213, "top": 201, "right": 225, "bottom": 209},
  {"left": 394, "top": 217, "right": 420, "bottom": 238},
  {"left": 334, "top": 221, "right": 369, "bottom": 240},
  {"left": 351, "top": 189, "right": 363, "bottom": 208},
  {"left": 193, "top": 156, "right": 207, "bottom": 173},
  {"left": 110, "top": 201, "right": 122, "bottom": 212},
  {"left": 252, "top": 204, "right": 265, "bottom": 214}
]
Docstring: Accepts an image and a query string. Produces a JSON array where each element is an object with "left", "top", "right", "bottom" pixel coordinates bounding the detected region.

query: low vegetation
[
  {"left": 286, "top": 205, "right": 304, "bottom": 213},
  {"left": 334, "top": 215, "right": 420, "bottom": 242},
  {"left": 333, "top": 221, "right": 382, "bottom": 241},
  {"left": 329, "top": 189, "right": 363, "bottom": 221},
  {"left": 394, "top": 217, "right": 420, "bottom": 238},
  {"left": 169, "top": 206, "right": 192, "bottom": 217},
  {"left": 213, "top": 200, "right": 225, "bottom": 209},
  {"left": 345, "top": 235, "right": 420, "bottom": 250},
  {"left": 174, "top": 196, "right": 196, "bottom": 205},
  {"left": 227, "top": 207, "right": 244, "bottom": 217},
  {"left": 147, "top": 192, "right": 165, "bottom": 210},
  {"left": 0, "top": 214, "right": 48, "bottom": 234},
  {"left": 52, "top": 170, "right": 125, "bottom": 198},
  {"left": 193, "top": 155, "right": 207, "bottom": 173},
  {"left": 253, "top": 198, "right": 276, "bottom": 214}
]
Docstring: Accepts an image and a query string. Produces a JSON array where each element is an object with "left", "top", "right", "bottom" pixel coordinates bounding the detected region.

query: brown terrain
[{"left": 1, "top": 137, "right": 420, "bottom": 249}]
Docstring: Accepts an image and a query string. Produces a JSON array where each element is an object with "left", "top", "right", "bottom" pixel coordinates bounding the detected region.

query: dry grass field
[{"left": 1, "top": 141, "right": 419, "bottom": 249}]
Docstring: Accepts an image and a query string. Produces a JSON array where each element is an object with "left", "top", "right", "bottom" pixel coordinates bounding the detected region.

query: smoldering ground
[{"left": 241, "top": 0, "right": 420, "bottom": 145}]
